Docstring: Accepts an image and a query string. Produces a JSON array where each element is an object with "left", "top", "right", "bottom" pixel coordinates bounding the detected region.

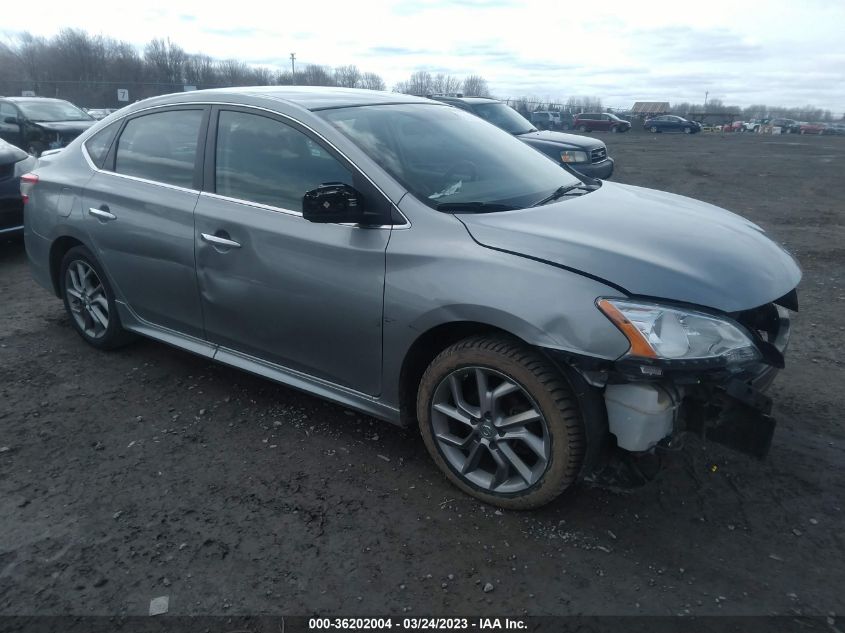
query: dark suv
[
  {"left": 0, "top": 97, "right": 95, "bottom": 156},
  {"left": 572, "top": 112, "right": 631, "bottom": 133},
  {"left": 431, "top": 96, "right": 614, "bottom": 179}
]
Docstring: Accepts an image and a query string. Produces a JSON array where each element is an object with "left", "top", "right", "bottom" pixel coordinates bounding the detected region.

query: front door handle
[
  {"left": 201, "top": 232, "right": 241, "bottom": 249},
  {"left": 88, "top": 206, "right": 116, "bottom": 221}
]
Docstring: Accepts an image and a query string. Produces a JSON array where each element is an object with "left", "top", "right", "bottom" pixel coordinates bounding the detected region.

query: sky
[{"left": 2, "top": 0, "right": 844, "bottom": 112}]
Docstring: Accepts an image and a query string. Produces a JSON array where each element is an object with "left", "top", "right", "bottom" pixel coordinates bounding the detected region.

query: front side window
[
  {"left": 320, "top": 104, "right": 581, "bottom": 211},
  {"left": 0, "top": 103, "right": 18, "bottom": 120},
  {"left": 215, "top": 110, "right": 352, "bottom": 210},
  {"left": 471, "top": 102, "right": 535, "bottom": 135},
  {"left": 115, "top": 110, "right": 203, "bottom": 188},
  {"left": 84, "top": 122, "right": 119, "bottom": 168}
]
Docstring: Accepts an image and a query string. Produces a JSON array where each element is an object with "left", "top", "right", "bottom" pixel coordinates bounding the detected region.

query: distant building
[{"left": 630, "top": 101, "right": 671, "bottom": 115}]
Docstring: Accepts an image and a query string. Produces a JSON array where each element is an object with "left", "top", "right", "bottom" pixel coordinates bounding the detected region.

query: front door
[
  {"left": 81, "top": 107, "right": 208, "bottom": 338},
  {"left": 194, "top": 108, "right": 390, "bottom": 396}
]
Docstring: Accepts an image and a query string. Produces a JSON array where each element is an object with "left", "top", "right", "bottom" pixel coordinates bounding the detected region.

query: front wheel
[
  {"left": 610, "top": 126, "right": 618, "bottom": 133},
  {"left": 60, "top": 245, "right": 135, "bottom": 350},
  {"left": 650, "top": 126, "right": 658, "bottom": 133},
  {"left": 683, "top": 127, "right": 691, "bottom": 134},
  {"left": 578, "top": 125, "right": 588, "bottom": 132},
  {"left": 417, "top": 336, "right": 585, "bottom": 509}
]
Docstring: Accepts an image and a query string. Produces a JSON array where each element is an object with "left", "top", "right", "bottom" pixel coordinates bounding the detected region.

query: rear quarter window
[{"left": 84, "top": 122, "right": 119, "bottom": 168}]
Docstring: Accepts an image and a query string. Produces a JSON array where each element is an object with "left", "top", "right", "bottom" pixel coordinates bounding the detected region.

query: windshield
[
  {"left": 320, "top": 104, "right": 580, "bottom": 211},
  {"left": 470, "top": 102, "right": 536, "bottom": 135},
  {"left": 17, "top": 100, "right": 93, "bottom": 122}
]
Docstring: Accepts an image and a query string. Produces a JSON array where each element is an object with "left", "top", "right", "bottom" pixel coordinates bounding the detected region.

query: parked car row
[
  {"left": 21, "top": 86, "right": 801, "bottom": 508},
  {"left": 643, "top": 115, "right": 702, "bottom": 134}
]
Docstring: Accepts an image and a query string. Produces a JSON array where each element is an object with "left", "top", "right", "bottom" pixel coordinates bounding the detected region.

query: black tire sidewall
[
  {"left": 60, "top": 245, "right": 127, "bottom": 350},
  {"left": 417, "top": 338, "right": 584, "bottom": 509}
]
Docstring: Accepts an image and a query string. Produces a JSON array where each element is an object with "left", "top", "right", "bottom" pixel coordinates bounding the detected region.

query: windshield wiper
[
  {"left": 530, "top": 184, "right": 589, "bottom": 207},
  {"left": 435, "top": 202, "right": 518, "bottom": 213}
]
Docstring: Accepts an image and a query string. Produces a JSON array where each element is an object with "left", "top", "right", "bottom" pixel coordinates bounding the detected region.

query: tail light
[{"left": 20, "top": 172, "right": 38, "bottom": 204}]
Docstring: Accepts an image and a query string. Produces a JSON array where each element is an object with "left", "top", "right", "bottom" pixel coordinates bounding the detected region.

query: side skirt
[{"left": 116, "top": 302, "right": 402, "bottom": 425}]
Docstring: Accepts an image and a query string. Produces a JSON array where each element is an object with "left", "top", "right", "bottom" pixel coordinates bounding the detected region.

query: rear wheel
[
  {"left": 417, "top": 336, "right": 585, "bottom": 509},
  {"left": 60, "top": 245, "right": 135, "bottom": 350}
]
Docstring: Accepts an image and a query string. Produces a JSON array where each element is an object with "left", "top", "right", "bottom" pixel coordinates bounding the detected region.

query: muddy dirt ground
[{"left": 0, "top": 132, "right": 843, "bottom": 618}]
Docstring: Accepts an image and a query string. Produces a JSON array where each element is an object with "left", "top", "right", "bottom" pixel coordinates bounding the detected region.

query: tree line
[
  {"left": 0, "top": 29, "right": 389, "bottom": 107},
  {"left": 1, "top": 28, "right": 839, "bottom": 121}
]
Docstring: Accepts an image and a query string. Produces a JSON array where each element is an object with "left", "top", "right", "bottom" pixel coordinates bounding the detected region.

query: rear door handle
[
  {"left": 88, "top": 206, "right": 116, "bottom": 221},
  {"left": 201, "top": 232, "right": 241, "bottom": 249}
]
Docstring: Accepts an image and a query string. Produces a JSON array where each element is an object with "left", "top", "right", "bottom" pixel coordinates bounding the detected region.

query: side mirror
[
  {"left": 302, "top": 183, "right": 364, "bottom": 224},
  {"left": 3, "top": 116, "right": 19, "bottom": 125}
]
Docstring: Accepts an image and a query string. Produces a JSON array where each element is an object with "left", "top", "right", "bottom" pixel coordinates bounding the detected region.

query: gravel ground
[{"left": 0, "top": 132, "right": 843, "bottom": 617}]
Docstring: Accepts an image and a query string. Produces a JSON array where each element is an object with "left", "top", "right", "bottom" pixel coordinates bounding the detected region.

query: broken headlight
[{"left": 597, "top": 298, "right": 760, "bottom": 364}]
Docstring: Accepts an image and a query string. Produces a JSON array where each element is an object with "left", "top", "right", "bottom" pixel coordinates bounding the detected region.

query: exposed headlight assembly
[
  {"left": 560, "top": 150, "right": 588, "bottom": 163},
  {"left": 598, "top": 298, "right": 760, "bottom": 364}
]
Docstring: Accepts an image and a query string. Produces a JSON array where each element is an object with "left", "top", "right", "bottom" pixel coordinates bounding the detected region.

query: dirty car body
[{"left": 23, "top": 87, "right": 800, "bottom": 509}]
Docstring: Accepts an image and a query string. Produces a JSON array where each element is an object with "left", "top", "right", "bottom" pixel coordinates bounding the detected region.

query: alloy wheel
[
  {"left": 430, "top": 366, "right": 551, "bottom": 494},
  {"left": 65, "top": 260, "right": 109, "bottom": 339}
]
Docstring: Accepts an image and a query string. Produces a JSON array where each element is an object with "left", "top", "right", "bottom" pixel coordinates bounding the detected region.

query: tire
[
  {"left": 60, "top": 245, "right": 135, "bottom": 350},
  {"left": 683, "top": 127, "right": 691, "bottom": 134},
  {"left": 578, "top": 125, "right": 588, "bottom": 132},
  {"left": 417, "top": 335, "right": 585, "bottom": 510},
  {"left": 650, "top": 126, "right": 658, "bottom": 133},
  {"left": 610, "top": 125, "right": 618, "bottom": 133}
]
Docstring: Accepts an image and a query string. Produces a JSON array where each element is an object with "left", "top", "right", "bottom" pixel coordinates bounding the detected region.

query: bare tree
[
  {"left": 301, "top": 64, "right": 335, "bottom": 86},
  {"left": 566, "top": 96, "right": 603, "bottom": 111},
  {"left": 462, "top": 75, "right": 490, "bottom": 97},
  {"left": 360, "top": 72, "right": 386, "bottom": 91},
  {"left": 334, "top": 65, "right": 362, "bottom": 88},
  {"left": 432, "top": 73, "right": 462, "bottom": 95},
  {"left": 144, "top": 38, "right": 186, "bottom": 86},
  {"left": 184, "top": 54, "right": 217, "bottom": 87}
]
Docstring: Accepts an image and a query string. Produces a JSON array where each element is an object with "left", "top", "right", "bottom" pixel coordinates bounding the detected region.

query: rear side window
[
  {"left": 84, "top": 123, "right": 119, "bottom": 168},
  {"left": 214, "top": 110, "right": 352, "bottom": 210},
  {"left": 115, "top": 110, "right": 203, "bottom": 188}
]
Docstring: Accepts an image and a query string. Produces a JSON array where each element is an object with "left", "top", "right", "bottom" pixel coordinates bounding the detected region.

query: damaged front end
[{"left": 558, "top": 291, "right": 797, "bottom": 480}]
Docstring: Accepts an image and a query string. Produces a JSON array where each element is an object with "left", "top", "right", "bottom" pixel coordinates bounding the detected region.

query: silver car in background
[{"left": 23, "top": 87, "right": 801, "bottom": 509}]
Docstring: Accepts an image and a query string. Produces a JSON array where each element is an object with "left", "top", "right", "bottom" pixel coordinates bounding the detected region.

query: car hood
[
  {"left": 32, "top": 120, "right": 95, "bottom": 134},
  {"left": 516, "top": 130, "right": 606, "bottom": 150},
  {"left": 458, "top": 181, "right": 801, "bottom": 313}
]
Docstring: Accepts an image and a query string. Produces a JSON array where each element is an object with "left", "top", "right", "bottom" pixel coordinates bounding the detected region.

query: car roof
[
  {"left": 136, "top": 86, "right": 437, "bottom": 112},
  {"left": 429, "top": 95, "right": 500, "bottom": 105},
  {"left": 3, "top": 97, "right": 73, "bottom": 103}
]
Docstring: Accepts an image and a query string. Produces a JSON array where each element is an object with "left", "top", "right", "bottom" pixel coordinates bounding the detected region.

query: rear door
[
  {"left": 193, "top": 106, "right": 391, "bottom": 396},
  {"left": 81, "top": 106, "right": 208, "bottom": 338}
]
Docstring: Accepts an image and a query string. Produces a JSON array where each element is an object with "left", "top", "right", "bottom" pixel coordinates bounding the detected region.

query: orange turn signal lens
[{"left": 597, "top": 299, "right": 657, "bottom": 358}]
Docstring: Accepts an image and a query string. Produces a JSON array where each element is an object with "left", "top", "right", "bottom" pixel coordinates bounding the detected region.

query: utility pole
[
  {"left": 290, "top": 53, "right": 296, "bottom": 84},
  {"left": 704, "top": 91, "right": 709, "bottom": 109}
]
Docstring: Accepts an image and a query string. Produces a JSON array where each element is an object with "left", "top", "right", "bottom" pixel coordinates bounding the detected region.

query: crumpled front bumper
[{"left": 681, "top": 305, "right": 791, "bottom": 458}]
